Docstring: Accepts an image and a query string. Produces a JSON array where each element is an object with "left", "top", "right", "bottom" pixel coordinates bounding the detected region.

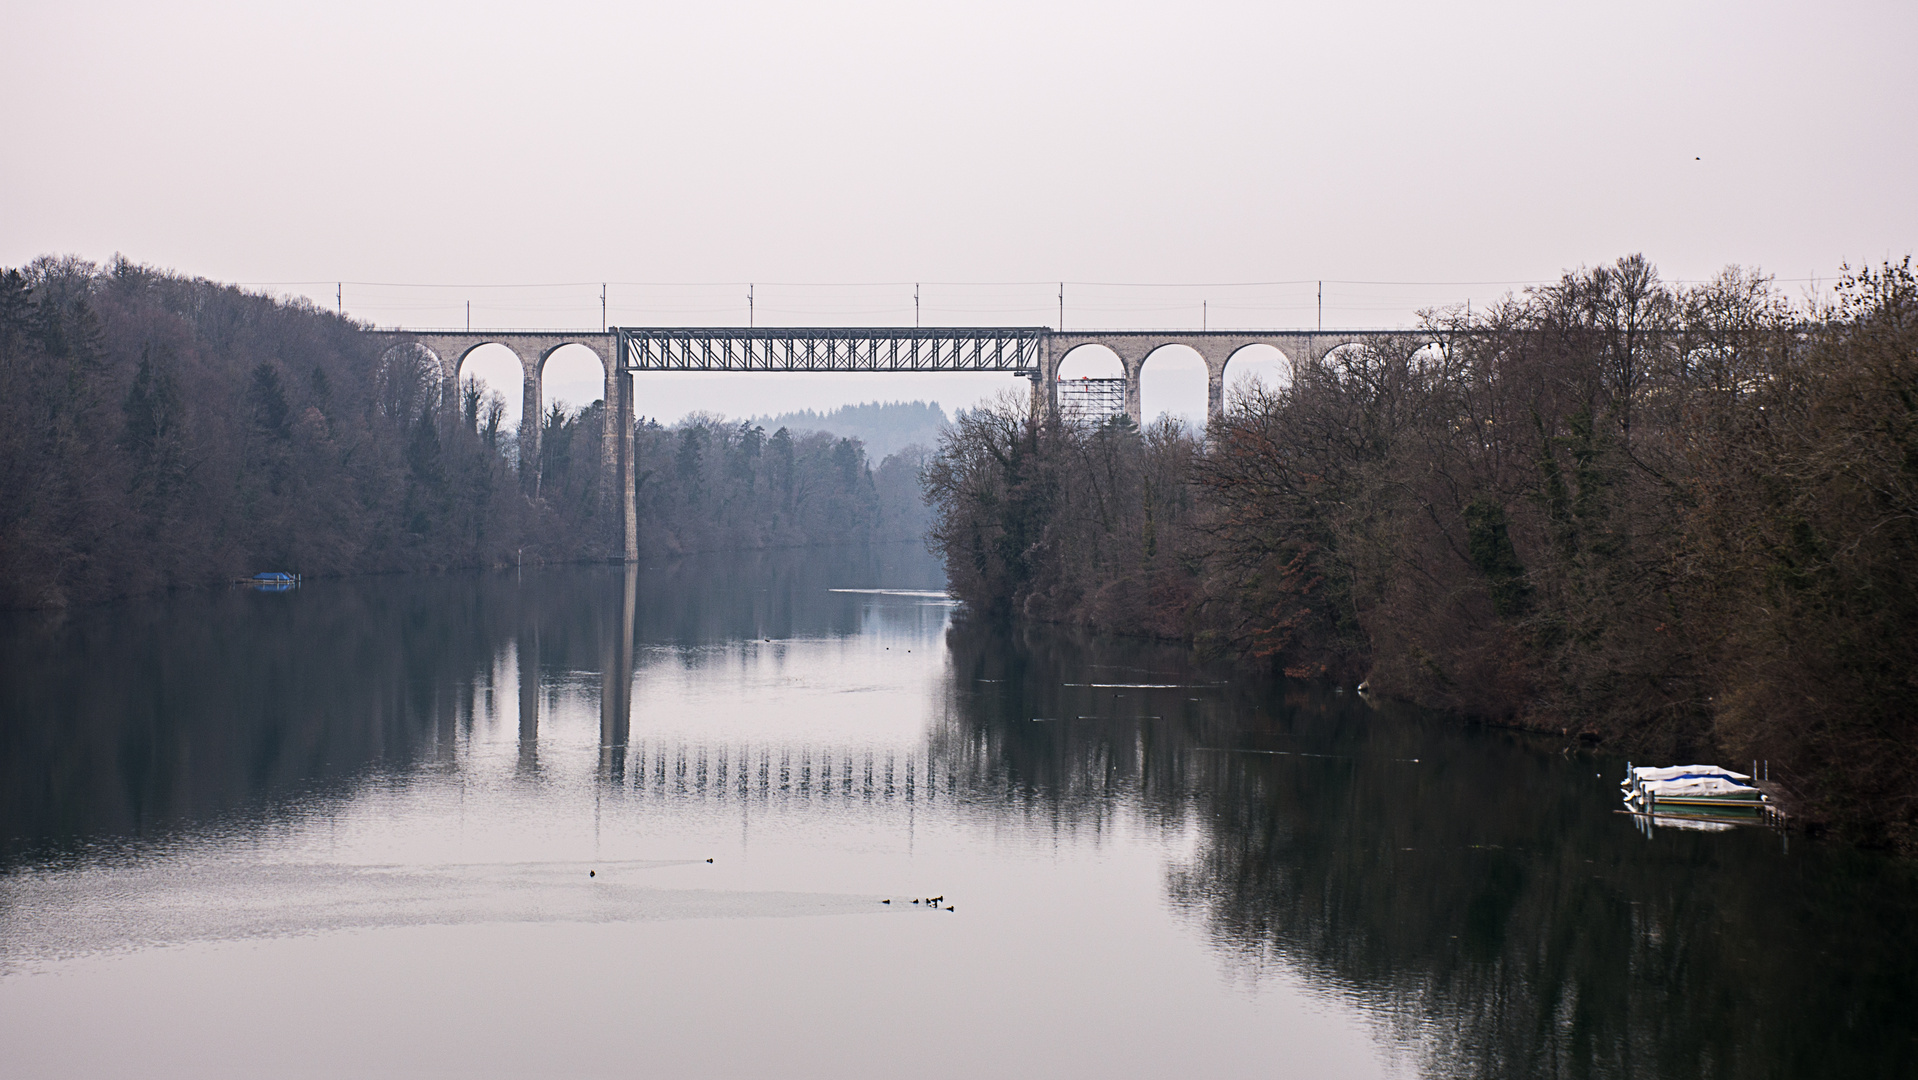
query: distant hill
[{"left": 753, "top": 400, "right": 948, "bottom": 460}]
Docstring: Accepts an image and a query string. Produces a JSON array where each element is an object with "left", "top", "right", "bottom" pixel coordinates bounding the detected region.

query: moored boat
[
  {"left": 1622, "top": 764, "right": 1767, "bottom": 817},
  {"left": 241, "top": 571, "right": 301, "bottom": 592}
]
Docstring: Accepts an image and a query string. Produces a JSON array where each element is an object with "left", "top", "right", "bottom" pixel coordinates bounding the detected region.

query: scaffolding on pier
[{"left": 1058, "top": 377, "right": 1126, "bottom": 423}]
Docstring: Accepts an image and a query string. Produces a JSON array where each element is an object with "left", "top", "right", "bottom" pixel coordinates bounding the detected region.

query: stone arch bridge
[
  {"left": 371, "top": 326, "right": 1434, "bottom": 559},
  {"left": 371, "top": 330, "right": 621, "bottom": 498}
]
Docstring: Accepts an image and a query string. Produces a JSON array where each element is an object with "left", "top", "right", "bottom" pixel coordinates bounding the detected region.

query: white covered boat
[{"left": 1622, "top": 764, "right": 1767, "bottom": 818}]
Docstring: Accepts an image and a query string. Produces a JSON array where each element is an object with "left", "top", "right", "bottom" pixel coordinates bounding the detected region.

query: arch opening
[
  {"left": 1312, "top": 341, "right": 1373, "bottom": 384},
  {"left": 375, "top": 343, "right": 446, "bottom": 420},
  {"left": 1223, "top": 344, "right": 1290, "bottom": 411},
  {"left": 456, "top": 344, "right": 526, "bottom": 434},
  {"left": 1055, "top": 344, "right": 1127, "bottom": 424},
  {"left": 540, "top": 343, "right": 610, "bottom": 423},
  {"left": 1408, "top": 341, "right": 1447, "bottom": 374},
  {"left": 537, "top": 344, "right": 614, "bottom": 499},
  {"left": 1139, "top": 345, "right": 1206, "bottom": 432},
  {"left": 1056, "top": 344, "right": 1123, "bottom": 380}
]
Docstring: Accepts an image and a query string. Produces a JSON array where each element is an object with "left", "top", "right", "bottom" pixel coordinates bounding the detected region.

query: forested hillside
[
  {"left": 926, "top": 257, "right": 1918, "bottom": 850},
  {"left": 0, "top": 257, "right": 929, "bottom": 608}
]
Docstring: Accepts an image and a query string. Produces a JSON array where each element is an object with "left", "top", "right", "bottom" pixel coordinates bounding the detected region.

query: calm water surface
[{"left": 2, "top": 546, "right": 1915, "bottom": 1079}]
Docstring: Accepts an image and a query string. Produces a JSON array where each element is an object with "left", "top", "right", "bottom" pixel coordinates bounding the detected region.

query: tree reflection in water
[{"left": 937, "top": 616, "right": 1918, "bottom": 1080}]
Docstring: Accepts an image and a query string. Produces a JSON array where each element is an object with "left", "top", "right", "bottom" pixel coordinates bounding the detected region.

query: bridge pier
[
  {"left": 1121, "top": 353, "right": 1146, "bottom": 427},
  {"left": 619, "top": 371, "right": 638, "bottom": 563},
  {"left": 519, "top": 359, "right": 542, "bottom": 493},
  {"left": 1032, "top": 341, "right": 1057, "bottom": 420},
  {"left": 600, "top": 356, "right": 621, "bottom": 521}
]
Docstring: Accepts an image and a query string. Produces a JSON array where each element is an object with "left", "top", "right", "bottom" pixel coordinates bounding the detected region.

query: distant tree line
[
  {"left": 0, "top": 257, "right": 930, "bottom": 608},
  {"left": 926, "top": 256, "right": 1918, "bottom": 851},
  {"left": 628, "top": 414, "right": 930, "bottom": 555},
  {"left": 753, "top": 400, "right": 949, "bottom": 460}
]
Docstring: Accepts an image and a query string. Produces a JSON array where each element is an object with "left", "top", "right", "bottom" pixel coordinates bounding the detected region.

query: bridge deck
[{"left": 377, "top": 326, "right": 1432, "bottom": 375}]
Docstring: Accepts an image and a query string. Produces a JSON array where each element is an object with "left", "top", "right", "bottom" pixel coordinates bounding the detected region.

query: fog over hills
[{"left": 752, "top": 400, "right": 948, "bottom": 460}]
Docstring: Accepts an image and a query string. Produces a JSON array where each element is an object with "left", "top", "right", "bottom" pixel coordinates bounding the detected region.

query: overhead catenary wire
[{"left": 239, "top": 276, "right": 1559, "bottom": 289}]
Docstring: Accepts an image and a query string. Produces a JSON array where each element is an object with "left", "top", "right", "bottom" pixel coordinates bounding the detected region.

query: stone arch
[
  {"left": 537, "top": 342, "right": 612, "bottom": 419},
  {"left": 1221, "top": 343, "right": 1291, "bottom": 412},
  {"left": 1317, "top": 338, "right": 1370, "bottom": 360},
  {"left": 1050, "top": 343, "right": 1127, "bottom": 423},
  {"left": 1311, "top": 339, "right": 1420, "bottom": 394},
  {"left": 534, "top": 339, "right": 613, "bottom": 380},
  {"left": 536, "top": 341, "right": 622, "bottom": 504},
  {"left": 455, "top": 344, "right": 532, "bottom": 431},
  {"left": 1270, "top": 338, "right": 1319, "bottom": 370},
  {"left": 449, "top": 340, "right": 517, "bottom": 383},
  {"left": 1408, "top": 340, "right": 1448, "bottom": 374},
  {"left": 376, "top": 339, "right": 457, "bottom": 377},
  {"left": 1055, "top": 342, "right": 1124, "bottom": 379},
  {"left": 1137, "top": 343, "right": 1207, "bottom": 432},
  {"left": 372, "top": 341, "right": 457, "bottom": 417}
]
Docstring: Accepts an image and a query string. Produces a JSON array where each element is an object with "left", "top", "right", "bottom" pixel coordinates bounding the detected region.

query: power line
[
  {"left": 239, "top": 277, "right": 1552, "bottom": 290},
  {"left": 237, "top": 274, "right": 1835, "bottom": 290}
]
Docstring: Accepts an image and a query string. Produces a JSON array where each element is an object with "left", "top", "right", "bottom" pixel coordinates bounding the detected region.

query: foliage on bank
[
  {"left": 0, "top": 256, "right": 929, "bottom": 608},
  {"left": 925, "top": 256, "right": 1918, "bottom": 851}
]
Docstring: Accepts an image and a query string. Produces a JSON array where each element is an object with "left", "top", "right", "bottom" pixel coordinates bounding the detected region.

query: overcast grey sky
[{"left": 5, "top": 0, "right": 1913, "bottom": 426}]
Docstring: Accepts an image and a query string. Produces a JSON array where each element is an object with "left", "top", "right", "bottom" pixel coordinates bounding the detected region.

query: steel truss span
[{"left": 614, "top": 327, "right": 1048, "bottom": 374}]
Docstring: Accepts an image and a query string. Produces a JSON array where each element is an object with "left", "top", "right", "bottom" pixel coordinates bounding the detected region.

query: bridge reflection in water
[{"left": 625, "top": 740, "right": 938, "bottom": 803}]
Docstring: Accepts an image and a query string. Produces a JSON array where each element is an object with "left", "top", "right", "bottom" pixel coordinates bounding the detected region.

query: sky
[{"left": 4, "top": 0, "right": 1914, "bottom": 427}]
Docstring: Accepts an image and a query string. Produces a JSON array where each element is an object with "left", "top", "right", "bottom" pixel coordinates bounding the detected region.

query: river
[{"left": 2, "top": 545, "right": 1914, "bottom": 1078}]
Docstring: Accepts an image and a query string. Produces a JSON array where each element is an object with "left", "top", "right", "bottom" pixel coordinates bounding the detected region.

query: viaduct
[{"left": 370, "top": 325, "right": 1433, "bottom": 561}]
